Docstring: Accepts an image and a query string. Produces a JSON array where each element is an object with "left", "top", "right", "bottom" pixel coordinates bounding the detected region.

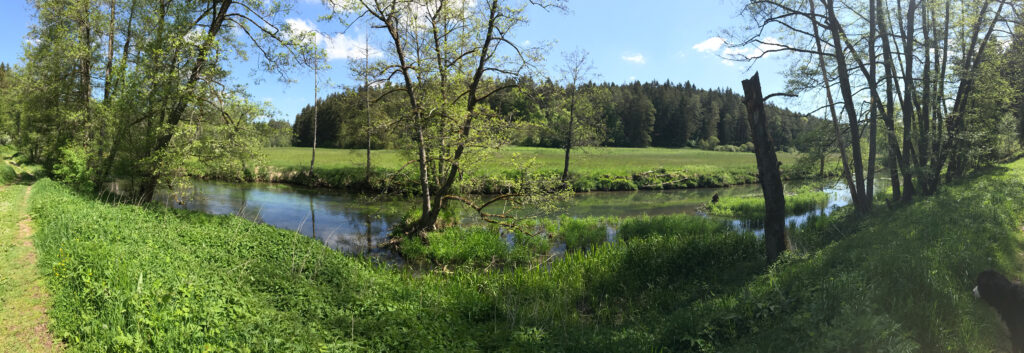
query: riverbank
[
  {"left": 25, "top": 159, "right": 1024, "bottom": 351},
  {"left": 216, "top": 146, "right": 834, "bottom": 194}
]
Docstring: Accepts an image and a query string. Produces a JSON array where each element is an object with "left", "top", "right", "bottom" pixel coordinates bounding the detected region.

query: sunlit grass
[
  {"left": 27, "top": 159, "right": 1024, "bottom": 351},
  {"left": 264, "top": 146, "right": 800, "bottom": 175},
  {"left": 246, "top": 146, "right": 812, "bottom": 193},
  {"left": 706, "top": 187, "right": 830, "bottom": 221}
]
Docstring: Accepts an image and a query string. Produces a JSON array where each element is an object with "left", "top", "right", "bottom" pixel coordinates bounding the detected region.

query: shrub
[{"left": 52, "top": 146, "right": 94, "bottom": 192}]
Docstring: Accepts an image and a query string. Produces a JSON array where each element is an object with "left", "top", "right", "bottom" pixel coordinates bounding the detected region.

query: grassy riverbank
[
  {"left": 225, "top": 146, "right": 826, "bottom": 193},
  {"left": 24, "top": 158, "right": 1024, "bottom": 351}
]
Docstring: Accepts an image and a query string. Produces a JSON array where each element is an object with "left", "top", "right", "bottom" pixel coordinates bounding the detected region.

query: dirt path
[{"left": 0, "top": 185, "right": 62, "bottom": 352}]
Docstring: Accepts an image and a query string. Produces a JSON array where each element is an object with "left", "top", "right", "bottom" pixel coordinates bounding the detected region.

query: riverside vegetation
[{"left": 16, "top": 159, "right": 1024, "bottom": 351}]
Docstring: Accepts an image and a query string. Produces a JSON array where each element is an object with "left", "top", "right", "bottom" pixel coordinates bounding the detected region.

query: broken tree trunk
[{"left": 741, "top": 72, "right": 788, "bottom": 265}]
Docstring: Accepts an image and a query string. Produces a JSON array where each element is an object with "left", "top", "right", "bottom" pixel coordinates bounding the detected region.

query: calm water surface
[{"left": 156, "top": 178, "right": 886, "bottom": 259}]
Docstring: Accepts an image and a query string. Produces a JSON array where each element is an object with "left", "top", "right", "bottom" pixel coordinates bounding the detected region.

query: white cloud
[
  {"left": 622, "top": 53, "right": 646, "bottom": 64},
  {"left": 285, "top": 18, "right": 382, "bottom": 60},
  {"left": 323, "top": 33, "right": 383, "bottom": 60},
  {"left": 721, "top": 59, "right": 735, "bottom": 67},
  {"left": 693, "top": 37, "right": 725, "bottom": 53},
  {"left": 722, "top": 46, "right": 750, "bottom": 56}
]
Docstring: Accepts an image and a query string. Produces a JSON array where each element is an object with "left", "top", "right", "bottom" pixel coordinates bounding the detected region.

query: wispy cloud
[
  {"left": 285, "top": 18, "right": 382, "bottom": 61},
  {"left": 693, "top": 37, "right": 725, "bottom": 53},
  {"left": 622, "top": 53, "right": 646, "bottom": 64}
]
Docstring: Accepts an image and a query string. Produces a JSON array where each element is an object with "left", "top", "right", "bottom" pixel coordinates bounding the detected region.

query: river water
[{"left": 155, "top": 178, "right": 886, "bottom": 260}]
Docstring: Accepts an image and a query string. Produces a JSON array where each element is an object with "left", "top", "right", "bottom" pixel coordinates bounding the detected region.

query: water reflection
[
  {"left": 156, "top": 178, "right": 887, "bottom": 259},
  {"left": 156, "top": 183, "right": 406, "bottom": 260}
]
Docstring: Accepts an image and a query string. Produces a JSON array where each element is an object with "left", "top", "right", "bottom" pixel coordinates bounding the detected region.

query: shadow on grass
[{"left": 654, "top": 161, "right": 1024, "bottom": 352}]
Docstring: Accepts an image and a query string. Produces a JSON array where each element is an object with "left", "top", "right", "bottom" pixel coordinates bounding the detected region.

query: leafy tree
[
  {"left": 11, "top": 0, "right": 314, "bottom": 199},
  {"left": 331, "top": 0, "right": 570, "bottom": 236},
  {"left": 558, "top": 48, "right": 599, "bottom": 181}
]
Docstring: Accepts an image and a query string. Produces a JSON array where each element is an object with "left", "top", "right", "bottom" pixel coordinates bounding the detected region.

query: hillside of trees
[{"left": 291, "top": 79, "right": 828, "bottom": 152}]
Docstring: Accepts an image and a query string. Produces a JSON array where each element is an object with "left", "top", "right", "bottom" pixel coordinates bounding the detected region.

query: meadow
[
  {"left": 21, "top": 159, "right": 1024, "bottom": 351},
  {"left": 264, "top": 146, "right": 801, "bottom": 174},
  {"left": 233, "top": 146, "right": 821, "bottom": 193}
]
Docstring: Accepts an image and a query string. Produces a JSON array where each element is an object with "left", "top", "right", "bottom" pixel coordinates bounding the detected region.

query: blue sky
[{"left": 0, "top": 0, "right": 793, "bottom": 123}]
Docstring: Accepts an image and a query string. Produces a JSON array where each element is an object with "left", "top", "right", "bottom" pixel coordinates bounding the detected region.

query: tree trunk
[
  {"left": 878, "top": 0, "right": 915, "bottom": 200},
  {"left": 825, "top": 0, "right": 867, "bottom": 211},
  {"left": 742, "top": 73, "right": 788, "bottom": 265},
  {"left": 900, "top": 0, "right": 918, "bottom": 202},
  {"left": 919, "top": 1, "right": 932, "bottom": 189},
  {"left": 365, "top": 36, "right": 372, "bottom": 184},
  {"left": 866, "top": 0, "right": 878, "bottom": 200},
  {"left": 810, "top": 0, "right": 856, "bottom": 207},
  {"left": 562, "top": 89, "right": 576, "bottom": 182},
  {"left": 310, "top": 59, "right": 318, "bottom": 177},
  {"left": 103, "top": 0, "right": 115, "bottom": 103}
]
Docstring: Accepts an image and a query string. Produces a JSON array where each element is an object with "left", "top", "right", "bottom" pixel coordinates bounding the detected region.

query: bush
[
  {"left": 714, "top": 145, "right": 743, "bottom": 153},
  {"left": 52, "top": 146, "right": 94, "bottom": 192},
  {"left": 0, "top": 163, "right": 14, "bottom": 185}
]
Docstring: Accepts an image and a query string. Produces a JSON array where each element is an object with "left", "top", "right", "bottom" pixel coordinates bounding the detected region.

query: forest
[
  {"left": 290, "top": 79, "right": 826, "bottom": 151},
  {"left": 1, "top": 0, "right": 1024, "bottom": 352}
]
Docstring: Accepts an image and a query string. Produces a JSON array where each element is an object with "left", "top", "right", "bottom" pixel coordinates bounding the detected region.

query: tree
[
  {"left": 558, "top": 48, "right": 597, "bottom": 182},
  {"left": 733, "top": 0, "right": 1017, "bottom": 212},
  {"left": 333, "top": 0, "right": 569, "bottom": 236},
  {"left": 13, "top": 0, "right": 314, "bottom": 198},
  {"left": 742, "top": 72, "right": 789, "bottom": 264}
]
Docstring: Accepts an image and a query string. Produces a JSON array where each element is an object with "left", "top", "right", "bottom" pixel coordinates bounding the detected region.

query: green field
[
  {"left": 22, "top": 159, "right": 1024, "bottom": 351},
  {"left": 266, "top": 146, "right": 800, "bottom": 174},
  {"left": 242, "top": 146, "right": 816, "bottom": 193}
]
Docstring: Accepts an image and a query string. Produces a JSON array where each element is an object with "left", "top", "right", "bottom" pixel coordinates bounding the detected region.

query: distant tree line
[{"left": 291, "top": 78, "right": 828, "bottom": 152}]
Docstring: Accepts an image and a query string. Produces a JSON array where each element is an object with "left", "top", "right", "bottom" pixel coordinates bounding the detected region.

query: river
[{"left": 155, "top": 178, "right": 885, "bottom": 260}]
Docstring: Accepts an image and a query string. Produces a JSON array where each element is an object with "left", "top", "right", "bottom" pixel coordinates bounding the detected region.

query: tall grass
[
  {"left": 28, "top": 179, "right": 763, "bottom": 351},
  {"left": 27, "top": 159, "right": 1024, "bottom": 351},
  {"left": 706, "top": 187, "right": 830, "bottom": 221}
]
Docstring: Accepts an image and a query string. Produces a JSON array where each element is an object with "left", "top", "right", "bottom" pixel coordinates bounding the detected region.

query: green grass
[
  {"left": 0, "top": 184, "right": 59, "bottom": 352},
  {"left": 265, "top": 146, "right": 800, "bottom": 175},
  {"left": 556, "top": 216, "right": 611, "bottom": 252},
  {"left": 234, "top": 146, "right": 815, "bottom": 193},
  {"left": 706, "top": 187, "right": 830, "bottom": 221},
  {"left": 28, "top": 178, "right": 762, "bottom": 351},
  {"left": 401, "top": 226, "right": 549, "bottom": 268},
  {"left": 27, "top": 159, "right": 1024, "bottom": 352}
]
